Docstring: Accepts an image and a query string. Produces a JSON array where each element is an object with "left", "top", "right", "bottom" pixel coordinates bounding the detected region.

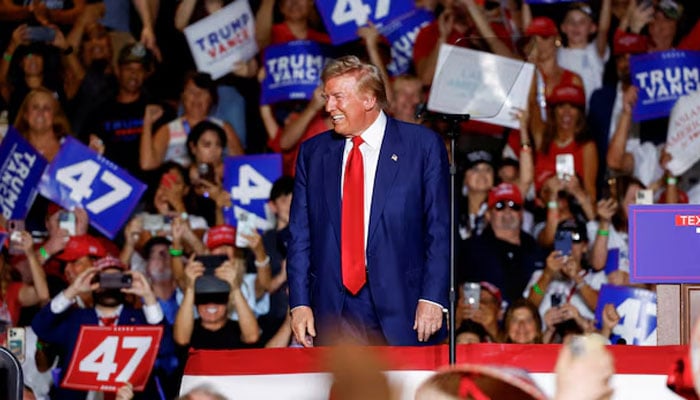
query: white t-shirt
[
  {"left": 586, "top": 220, "right": 629, "bottom": 273},
  {"left": 557, "top": 42, "right": 609, "bottom": 107},
  {"left": 524, "top": 268, "right": 607, "bottom": 322}
]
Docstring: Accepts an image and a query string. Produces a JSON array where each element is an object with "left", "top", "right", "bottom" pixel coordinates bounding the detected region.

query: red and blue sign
[
  {"left": 629, "top": 204, "right": 700, "bottom": 282},
  {"left": 223, "top": 154, "right": 282, "bottom": 230},
  {"left": 38, "top": 137, "right": 146, "bottom": 239},
  {"left": 261, "top": 41, "right": 333, "bottom": 105},
  {"left": 315, "top": 0, "right": 415, "bottom": 45},
  {"left": 630, "top": 50, "right": 700, "bottom": 122},
  {"left": 595, "top": 284, "right": 657, "bottom": 345},
  {"left": 0, "top": 127, "right": 48, "bottom": 220}
]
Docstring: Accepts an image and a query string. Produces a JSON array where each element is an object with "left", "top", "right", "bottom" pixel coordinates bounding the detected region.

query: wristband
[
  {"left": 597, "top": 229, "right": 609, "bottom": 237},
  {"left": 2, "top": 52, "right": 11, "bottom": 62},
  {"left": 547, "top": 201, "right": 558, "bottom": 209},
  {"left": 39, "top": 246, "right": 49, "bottom": 259},
  {"left": 533, "top": 282, "right": 544, "bottom": 295},
  {"left": 254, "top": 255, "right": 270, "bottom": 268},
  {"left": 666, "top": 176, "right": 678, "bottom": 185},
  {"left": 169, "top": 247, "right": 184, "bottom": 257}
]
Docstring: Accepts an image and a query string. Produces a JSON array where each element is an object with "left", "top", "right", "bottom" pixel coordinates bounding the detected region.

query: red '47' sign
[{"left": 62, "top": 325, "right": 163, "bottom": 392}]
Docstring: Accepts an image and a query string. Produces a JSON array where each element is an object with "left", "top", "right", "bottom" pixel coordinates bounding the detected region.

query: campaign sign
[
  {"left": 428, "top": 44, "right": 535, "bottom": 129},
  {"left": 378, "top": 8, "right": 434, "bottom": 77},
  {"left": 315, "top": 0, "right": 415, "bottom": 45},
  {"left": 38, "top": 137, "right": 146, "bottom": 239},
  {"left": 0, "top": 127, "right": 47, "bottom": 220},
  {"left": 629, "top": 204, "right": 700, "bottom": 282},
  {"left": 594, "top": 284, "right": 657, "bottom": 345},
  {"left": 630, "top": 50, "right": 700, "bottom": 122},
  {"left": 62, "top": 326, "right": 163, "bottom": 392},
  {"left": 184, "top": 0, "right": 258, "bottom": 80},
  {"left": 223, "top": 154, "right": 282, "bottom": 231},
  {"left": 261, "top": 41, "right": 333, "bottom": 105},
  {"left": 665, "top": 90, "right": 700, "bottom": 176},
  {"left": 604, "top": 248, "right": 620, "bottom": 275}
]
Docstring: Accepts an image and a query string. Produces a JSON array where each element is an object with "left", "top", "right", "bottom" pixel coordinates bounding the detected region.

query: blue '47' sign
[
  {"left": 38, "top": 137, "right": 146, "bottom": 238},
  {"left": 223, "top": 154, "right": 282, "bottom": 231},
  {"left": 315, "top": 0, "right": 415, "bottom": 45},
  {"left": 594, "top": 284, "right": 657, "bottom": 345}
]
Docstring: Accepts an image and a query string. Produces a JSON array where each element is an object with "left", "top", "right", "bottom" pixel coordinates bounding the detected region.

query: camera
[
  {"left": 26, "top": 26, "right": 56, "bottom": 42},
  {"left": 99, "top": 272, "right": 133, "bottom": 289}
]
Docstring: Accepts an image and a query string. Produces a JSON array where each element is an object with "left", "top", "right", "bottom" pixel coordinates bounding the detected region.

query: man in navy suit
[
  {"left": 287, "top": 56, "right": 450, "bottom": 346},
  {"left": 32, "top": 256, "right": 167, "bottom": 399}
]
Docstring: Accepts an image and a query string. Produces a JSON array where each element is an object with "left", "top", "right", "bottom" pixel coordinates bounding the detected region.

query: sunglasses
[{"left": 493, "top": 200, "right": 522, "bottom": 211}]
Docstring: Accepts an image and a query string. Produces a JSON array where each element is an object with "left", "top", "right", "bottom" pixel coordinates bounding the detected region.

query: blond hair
[
  {"left": 13, "top": 87, "right": 72, "bottom": 139},
  {"left": 321, "top": 55, "right": 388, "bottom": 110}
]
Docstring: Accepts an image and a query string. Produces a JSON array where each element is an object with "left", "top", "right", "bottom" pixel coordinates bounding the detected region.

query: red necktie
[
  {"left": 342, "top": 136, "right": 366, "bottom": 295},
  {"left": 99, "top": 316, "right": 118, "bottom": 327}
]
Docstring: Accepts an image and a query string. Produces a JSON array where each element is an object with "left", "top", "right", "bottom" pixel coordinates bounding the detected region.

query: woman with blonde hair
[{"left": 12, "top": 87, "right": 72, "bottom": 161}]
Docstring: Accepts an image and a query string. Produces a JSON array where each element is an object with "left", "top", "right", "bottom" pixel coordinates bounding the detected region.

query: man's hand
[
  {"left": 64, "top": 267, "right": 99, "bottom": 300},
  {"left": 290, "top": 306, "right": 316, "bottom": 347},
  {"left": 414, "top": 301, "right": 443, "bottom": 342},
  {"left": 555, "top": 335, "right": 614, "bottom": 400},
  {"left": 122, "top": 271, "right": 156, "bottom": 305}
]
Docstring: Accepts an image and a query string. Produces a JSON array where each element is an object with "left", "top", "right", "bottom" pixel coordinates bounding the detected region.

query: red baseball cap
[
  {"left": 205, "top": 225, "right": 236, "bottom": 249},
  {"left": 56, "top": 235, "right": 106, "bottom": 261},
  {"left": 613, "top": 31, "right": 648, "bottom": 56},
  {"left": 547, "top": 84, "right": 586, "bottom": 108},
  {"left": 525, "top": 17, "right": 559, "bottom": 37},
  {"left": 93, "top": 255, "right": 127, "bottom": 271},
  {"left": 480, "top": 281, "right": 503, "bottom": 306},
  {"left": 488, "top": 183, "right": 523, "bottom": 208}
]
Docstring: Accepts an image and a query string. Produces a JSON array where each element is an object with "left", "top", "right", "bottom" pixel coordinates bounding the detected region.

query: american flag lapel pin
[{"left": 391, "top": 154, "right": 398, "bottom": 162}]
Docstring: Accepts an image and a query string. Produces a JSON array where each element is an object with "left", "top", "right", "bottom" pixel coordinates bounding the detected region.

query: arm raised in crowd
[
  {"left": 589, "top": 198, "right": 616, "bottom": 271},
  {"left": 173, "top": 257, "right": 203, "bottom": 346},
  {"left": 606, "top": 86, "right": 636, "bottom": 173},
  {"left": 255, "top": 0, "right": 275, "bottom": 49},
  {"left": 280, "top": 85, "right": 325, "bottom": 151},
  {"left": 17, "top": 231, "right": 50, "bottom": 306},
  {"left": 463, "top": 0, "right": 515, "bottom": 59},
  {"left": 218, "top": 260, "right": 260, "bottom": 344},
  {"left": 139, "top": 104, "right": 167, "bottom": 170}
]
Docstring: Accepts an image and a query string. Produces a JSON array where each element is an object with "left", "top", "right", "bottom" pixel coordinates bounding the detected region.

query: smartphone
[
  {"left": 99, "top": 272, "right": 133, "bottom": 289},
  {"left": 195, "top": 254, "right": 228, "bottom": 273},
  {"left": 7, "top": 219, "right": 25, "bottom": 255},
  {"left": 636, "top": 189, "right": 653, "bottom": 205},
  {"left": 143, "top": 214, "right": 165, "bottom": 233},
  {"left": 197, "top": 163, "right": 216, "bottom": 184},
  {"left": 551, "top": 292, "right": 564, "bottom": 308},
  {"left": 554, "top": 229, "right": 573, "bottom": 256},
  {"left": 235, "top": 210, "right": 255, "bottom": 248},
  {"left": 26, "top": 26, "right": 56, "bottom": 42},
  {"left": 59, "top": 211, "right": 76, "bottom": 236},
  {"left": 555, "top": 154, "right": 575, "bottom": 180},
  {"left": 160, "top": 172, "right": 178, "bottom": 189},
  {"left": 462, "top": 282, "right": 481, "bottom": 309},
  {"left": 8, "top": 327, "right": 25, "bottom": 363}
]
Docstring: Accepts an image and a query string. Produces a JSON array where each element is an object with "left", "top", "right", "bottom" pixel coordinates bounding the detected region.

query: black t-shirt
[
  {"left": 189, "top": 318, "right": 248, "bottom": 350},
  {"left": 88, "top": 96, "right": 149, "bottom": 180}
]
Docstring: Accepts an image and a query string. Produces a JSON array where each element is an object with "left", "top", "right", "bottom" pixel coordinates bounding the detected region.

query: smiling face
[
  {"left": 560, "top": 9, "right": 595, "bottom": 47},
  {"left": 182, "top": 79, "right": 213, "bottom": 118},
  {"left": 197, "top": 303, "right": 228, "bottom": 324},
  {"left": 507, "top": 307, "right": 539, "bottom": 344},
  {"left": 24, "top": 91, "right": 56, "bottom": 132},
  {"left": 117, "top": 62, "right": 146, "bottom": 95},
  {"left": 21, "top": 53, "right": 44, "bottom": 77},
  {"left": 323, "top": 73, "right": 379, "bottom": 137},
  {"left": 554, "top": 103, "right": 582, "bottom": 135}
]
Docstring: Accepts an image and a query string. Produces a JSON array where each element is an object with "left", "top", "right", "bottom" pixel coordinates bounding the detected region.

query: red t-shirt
[
  {"left": 1, "top": 281, "right": 23, "bottom": 326},
  {"left": 535, "top": 139, "right": 588, "bottom": 186},
  {"left": 267, "top": 112, "right": 330, "bottom": 176}
]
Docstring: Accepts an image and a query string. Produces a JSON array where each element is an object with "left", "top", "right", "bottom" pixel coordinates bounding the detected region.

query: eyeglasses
[{"left": 493, "top": 200, "right": 522, "bottom": 211}]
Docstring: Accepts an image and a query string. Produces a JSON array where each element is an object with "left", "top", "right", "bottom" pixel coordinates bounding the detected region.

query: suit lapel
[
  {"left": 323, "top": 134, "right": 346, "bottom": 246},
  {"left": 368, "top": 118, "right": 401, "bottom": 245}
]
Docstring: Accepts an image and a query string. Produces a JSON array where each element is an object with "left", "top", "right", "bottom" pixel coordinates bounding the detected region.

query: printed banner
[
  {"left": 665, "top": 90, "right": 700, "bottom": 175},
  {"left": 379, "top": 8, "right": 434, "bottom": 77},
  {"left": 62, "top": 326, "right": 163, "bottom": 392},
  {"left": 261, "top": 41, "right": 332, "bottom": 105},
  {"left": 631, "top": 50, "right": 700, "bottom": 122},
  {"left": 0, "top": 127, "right": 48, "bottom": 220},
  {"left": 628, "top": 204, "right": 700, "bottom": 282},
  {"left": 184, "top": 0, "right": 258, "bottom": 80},
  {"left": 315, "top": 0, "right": 415, "bottom": 45},
  {"left": 38, "top": 137, "right": 147, "bottom": 239},
  {"left": 223, "top": 154, "right": 282, "bottom": 231},
  {"left": 594, "top": 284, "right": 657, "bottom": 346},
  {"left": 428, "top": 44, "right": 534, "bottom": 129}
]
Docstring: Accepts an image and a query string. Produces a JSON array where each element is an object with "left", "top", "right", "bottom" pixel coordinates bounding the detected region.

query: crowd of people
[{"left": 1, "top": 0, "right": 700, "bottom": 398}]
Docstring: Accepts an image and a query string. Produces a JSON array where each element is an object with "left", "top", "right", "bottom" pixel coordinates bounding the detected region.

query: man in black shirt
[
  {"left": 87, "top": 42, "right": 157, "bottom": 182},
  {"left": 458, "top": 183, "right": 546, "bottom": 306}
]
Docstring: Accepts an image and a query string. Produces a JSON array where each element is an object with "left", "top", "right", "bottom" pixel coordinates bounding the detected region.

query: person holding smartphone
[
  {"left": 525, "top": 220, "right": 605, "bottom": 342},
  {"left": 31, "top": 256, "right": 166, "bottom": 399}
]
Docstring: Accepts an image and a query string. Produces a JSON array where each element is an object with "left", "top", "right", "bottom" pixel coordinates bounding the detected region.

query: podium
[{"left": 629, "top": 205, "right": 700, "bottom": 344}]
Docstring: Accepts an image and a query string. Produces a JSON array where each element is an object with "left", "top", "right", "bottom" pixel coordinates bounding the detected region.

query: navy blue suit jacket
[{"left": 287, "top": 116, "right": 450, "bottom": 346}]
